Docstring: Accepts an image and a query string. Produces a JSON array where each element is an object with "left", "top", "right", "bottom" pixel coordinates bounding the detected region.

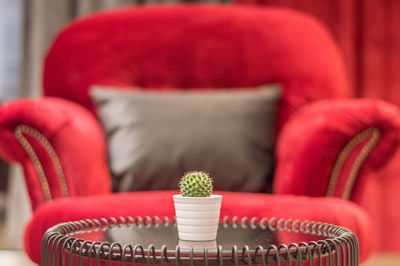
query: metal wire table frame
[{"left": 41, "top": 216, "right": 359, "bottom": 265}]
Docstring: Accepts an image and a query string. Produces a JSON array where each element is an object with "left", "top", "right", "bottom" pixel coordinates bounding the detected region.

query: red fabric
[
  {"left": 0, "top": 4, "right": 397, "bottom": 261},
  {"left": 234, "top": 0, "right": 400, "bottom": 103},
  {"left": 275, "top": 98, "right": 400, "bottom": 203},
  {"left": 234, "top": 0, "right": 400, "bottom": 253},
  {"left": 24, "top": 191, "right": 372, "bottom": 264},
  {"left": 362, "top": 157, "right": 400, "bottom": 252},
  {"left": 44, "top": 4, "right": 349, "bottom": 130},
  {"left": 0, "top": 98, "right": 111, "bottom": 209}
]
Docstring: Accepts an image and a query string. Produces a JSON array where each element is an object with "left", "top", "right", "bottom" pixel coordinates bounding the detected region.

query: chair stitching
[
  {"left": 326, "top": 128, "right": 380, "bottom": 199},
  {"left": 14, "top": 125, "right": 69, "bottom": 200}
]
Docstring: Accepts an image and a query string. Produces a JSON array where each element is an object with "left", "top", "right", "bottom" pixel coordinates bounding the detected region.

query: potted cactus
[{"left": 173, "top": 171, "right": 223, "bottom": 241}]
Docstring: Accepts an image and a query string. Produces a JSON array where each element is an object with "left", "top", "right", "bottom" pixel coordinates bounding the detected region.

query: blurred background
[
  {"left": 0, "top": 0, "right": 25, "bottom": 250},
  {"left": 0, "top": 0, "right": 399, "bottom": 264}
]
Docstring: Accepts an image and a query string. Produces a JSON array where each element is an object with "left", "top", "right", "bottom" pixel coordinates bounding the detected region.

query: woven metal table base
[{"left": 41, "top": 216, "right": 359, "bottom": 265}]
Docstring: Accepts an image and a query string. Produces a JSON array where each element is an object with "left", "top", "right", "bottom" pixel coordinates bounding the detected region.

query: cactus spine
[{"left": 179, "top": 171, "right": 213, "bottom": 197}]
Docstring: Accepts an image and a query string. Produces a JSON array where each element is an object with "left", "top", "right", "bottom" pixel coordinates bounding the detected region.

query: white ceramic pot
[
  {"left": 173, "top": 194, "right": 223, "bottom": 241},
  {"left": 178, "top": 240, "right": 217, "bottom": 252}
]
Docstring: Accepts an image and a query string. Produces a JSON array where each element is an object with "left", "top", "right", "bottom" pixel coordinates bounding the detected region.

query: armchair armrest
[
  {"left": 274, "top": 99, "right": 400, "bottom": 203},
  {"left": 0, "top": 97, "right": 111, "bottom": 210}
]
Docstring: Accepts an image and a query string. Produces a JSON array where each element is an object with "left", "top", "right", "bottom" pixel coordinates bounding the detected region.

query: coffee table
[{"left": 41, "top": 216, "right": 359, "bottom": 265}]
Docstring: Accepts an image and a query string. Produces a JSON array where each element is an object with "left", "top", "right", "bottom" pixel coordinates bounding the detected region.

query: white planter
[
  {"left": 173, "top": 194, "right": 223, "bottom": 241},
  {"left": 178, "top": 240, "right": 217, "bottom": 252}
]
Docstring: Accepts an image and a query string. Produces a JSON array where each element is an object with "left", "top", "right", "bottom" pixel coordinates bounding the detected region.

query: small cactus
[{"left": 179, "top": 171, "right": 213, "bottom": 197}]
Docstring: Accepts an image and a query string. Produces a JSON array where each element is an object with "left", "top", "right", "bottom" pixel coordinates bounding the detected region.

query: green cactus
[{"left": 179, "top": 171, "right": 213, "bottom": 197}]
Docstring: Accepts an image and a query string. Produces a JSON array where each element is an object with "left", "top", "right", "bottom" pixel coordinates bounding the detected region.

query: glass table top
[{"left": 72, "top": 222, "right": 329, "bottom": 252}]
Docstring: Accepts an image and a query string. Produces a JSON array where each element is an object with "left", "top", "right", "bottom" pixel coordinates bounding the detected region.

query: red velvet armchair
[{"left": 0, "top": 4, "right": 399, "bottom": 264}]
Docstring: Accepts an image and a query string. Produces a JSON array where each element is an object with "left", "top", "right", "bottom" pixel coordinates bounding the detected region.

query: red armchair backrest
[{"left": 43, "top": 4, "right": 349, "bottom": 128}]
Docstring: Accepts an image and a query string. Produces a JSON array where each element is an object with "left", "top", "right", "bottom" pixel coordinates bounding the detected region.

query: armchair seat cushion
[{"left": 25, "top": 191, "right": 372, "bottom": 263}]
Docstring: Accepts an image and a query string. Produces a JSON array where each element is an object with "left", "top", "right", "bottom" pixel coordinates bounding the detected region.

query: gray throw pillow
[{"left": 90, "top": 86, "right": 281, "bottom": 193}]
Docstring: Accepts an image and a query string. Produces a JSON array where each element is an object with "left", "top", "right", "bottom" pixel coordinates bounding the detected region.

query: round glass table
[{"left": 41, "top": 216, "right": 359, "bottom": 265}]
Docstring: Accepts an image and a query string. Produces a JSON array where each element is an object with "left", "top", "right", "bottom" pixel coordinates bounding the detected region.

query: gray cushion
[{"left": 90, "top": 86, "right": 281, "bottom": 193}]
